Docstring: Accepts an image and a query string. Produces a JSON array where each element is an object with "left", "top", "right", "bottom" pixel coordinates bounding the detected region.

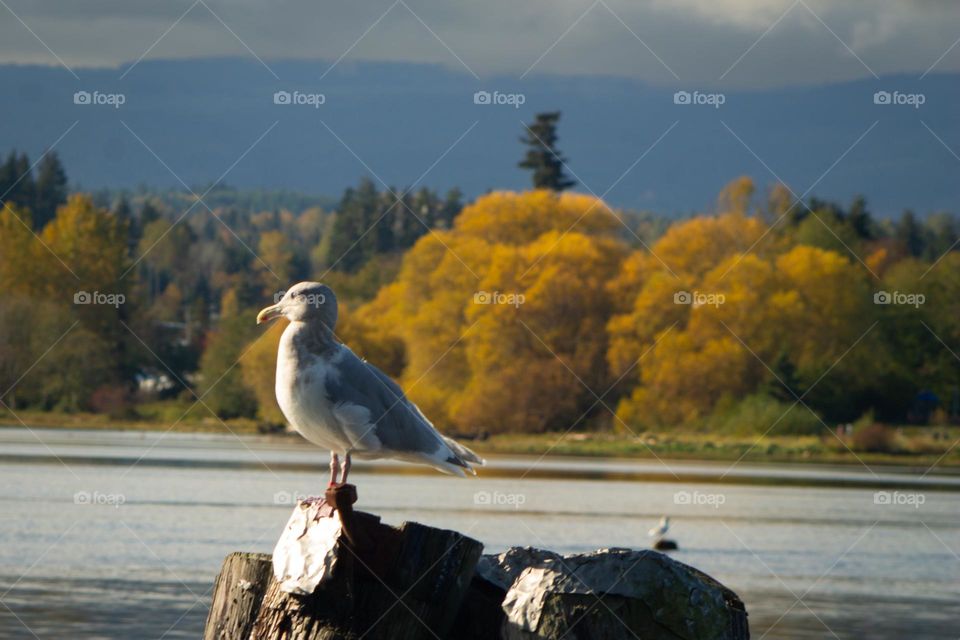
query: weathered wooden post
[
  {"left": 204, "top": 485, "right": 484, "bottom": 640},
  {"left": 204, "top": 553, "right": 273, "bottom": 640}
]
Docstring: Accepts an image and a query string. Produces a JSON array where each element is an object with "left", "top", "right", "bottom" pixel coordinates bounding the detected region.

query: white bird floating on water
[
  {"left": 257, "top": 282, "right": 484, "bottom": 487},
  {"left": 648, "top": 516, "right": 670, "bottom": 541}
]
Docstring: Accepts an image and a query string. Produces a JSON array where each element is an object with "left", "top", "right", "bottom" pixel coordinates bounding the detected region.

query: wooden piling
[
  {"left": 204, "top": 552, "right": 273, "bottom": 640},
  {"left": 203, "top": 507, "right": 483, "bottom": 640}
]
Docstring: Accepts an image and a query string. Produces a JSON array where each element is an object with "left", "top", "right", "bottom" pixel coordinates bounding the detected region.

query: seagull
[
  {"left": 648, "top": 516, "right": 670, "bottom": 541},
  {"left": 257, "top": 282, "right": 484, "bottom": 487}
]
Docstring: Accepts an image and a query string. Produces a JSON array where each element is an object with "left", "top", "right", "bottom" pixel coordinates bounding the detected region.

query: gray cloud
[{"left": 1, "top": 0, "right": 958, "bottom": 86}]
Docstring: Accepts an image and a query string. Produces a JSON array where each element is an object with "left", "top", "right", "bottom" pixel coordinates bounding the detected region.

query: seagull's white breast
[
  {"left": 276, "top": 327, "right": 346, "bottom": 451},
  {"left": 275, "top": 325, "right": 383, "bottom": 455}
]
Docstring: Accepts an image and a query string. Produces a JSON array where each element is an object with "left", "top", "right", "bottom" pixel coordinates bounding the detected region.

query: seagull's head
[{"left": 257, "top": 282, "right": 338, "bottom": 328}]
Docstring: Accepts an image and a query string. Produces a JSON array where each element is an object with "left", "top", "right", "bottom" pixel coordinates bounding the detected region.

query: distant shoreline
[
  {"left": 3, "top": 425, "right": 960, "bottom": 491},
  {"left": 2, "top": 413, "right": 958, "bottom": 471}
]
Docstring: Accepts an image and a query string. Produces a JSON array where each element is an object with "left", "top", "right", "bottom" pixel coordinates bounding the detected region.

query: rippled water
[{"left": 1, "top": 428, "right": 958, "bottom": 639}]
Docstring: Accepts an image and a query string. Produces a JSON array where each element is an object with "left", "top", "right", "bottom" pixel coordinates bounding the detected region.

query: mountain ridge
[{"left": 4, "top": 57, "right": 956, "bottom": 216}]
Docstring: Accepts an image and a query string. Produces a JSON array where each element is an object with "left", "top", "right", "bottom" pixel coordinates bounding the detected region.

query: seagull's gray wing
[{"left": 325, "top": 347, "right": 475, "bottom": 474}]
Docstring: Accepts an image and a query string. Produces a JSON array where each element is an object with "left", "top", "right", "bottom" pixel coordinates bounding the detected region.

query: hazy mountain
[{"left": 3, "top": 58, "right": 956, "bottom": 216}]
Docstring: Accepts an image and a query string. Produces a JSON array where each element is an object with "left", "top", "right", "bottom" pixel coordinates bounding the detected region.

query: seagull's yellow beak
[{"left": 256, "top": 303, "right": 283, "bottom": 325}]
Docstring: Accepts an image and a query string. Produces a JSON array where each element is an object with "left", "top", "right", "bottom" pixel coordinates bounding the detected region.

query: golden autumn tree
[
  {"left": 352, "top": 190, "right": 627, "bottom": 434},
  {"left": 606, "top": 206, "right": 770, "bottom": 397},
  {"left": 40, "top": 194, "right": 131, "bottom": 332},
  {"left": 0, "top": 195, "right": 132, "bottom": 409},
  {"left": 257, "top": 230, "right": 296, "bottom": 287},
  {"left": 453, "top": 231, "right": 626, "bottom": 433},
  {"left": 240, "top": 317, "right": 287, "bottom": 425},
  {"left": 609, "top": 210, "right": 876, "bottom": 430},
  {"left": 0, "top": 204, "right": 44, "bottom": 295},
  {"left": 0, "top": 204, "right": 48, "bottom": 405}
]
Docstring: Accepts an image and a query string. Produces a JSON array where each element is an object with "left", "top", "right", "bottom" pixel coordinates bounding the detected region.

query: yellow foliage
[
  {"left": 240, "top": 319, "right": 287, "bottom": 424},
  {"left": 356, "top": 190, "right": 627, "bottom": 434},
  {"left": 257, "top": 230, "right": 295, "bottom": 284},
  {"left": 41, "top": 194, "right": 129, "bottom": 294},
  {"left": 611, "top": 226, "right": 871, "bottom": 427},
  {"left": 237, "top": 186, "right": 882, "bottom": 435},
  {"left": 617, "top": 331, "right": 755, "bottom": 427},
  {"left": 335, "top": 304, "right": 405, "bottom": 379},
  {"left": 220, "top": 288, "right": 240, "bottom": 318},
  {"left": 0, "top": 204, "right": 42, "bottom": 295},
  {"left": 0, "top": 195, "right": 130, "bottom": 408},
  {"left": 606, "top": 213, "right": 770, "bottom": 391},
  {"left": 454, "top": 190, "right": 618, "bottom": 245},
  {"left": 453, "top": 231, "right": 626, "bottom": 433},
  {"left": 607, "top": 269, "right": 687, "bottom": 375},
  {"left": 648, "top": 212, "right": 768, "bottom": 282},
  {"left": 717, "top": 176, "right": 755, "bottom": 215},
  {"left": 865, "top": 247, "right": 894, "bottom": 276},
  {"left": 774, "top": 245, "right": 870, "bottom": 369},
  {"left": 765, "top": 183, "right": 794, "bottom": 221}
]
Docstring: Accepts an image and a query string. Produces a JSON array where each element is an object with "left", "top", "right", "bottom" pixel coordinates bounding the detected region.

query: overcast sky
[{"left": 1, "top": 0, "right": 958, "bottom": 87}]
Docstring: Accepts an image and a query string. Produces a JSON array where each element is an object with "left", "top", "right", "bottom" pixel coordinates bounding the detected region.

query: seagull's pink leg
[
  {"left": 340, "top": 452, "right": 352, "bottom": 484},
  {"left": 329, "top": 452, "right": 341, "bottom": 486}
]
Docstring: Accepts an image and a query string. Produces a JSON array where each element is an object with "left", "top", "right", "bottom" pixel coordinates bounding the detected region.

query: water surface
[{"left": 1, "top": 428, "right": 957, "bottom": 639}]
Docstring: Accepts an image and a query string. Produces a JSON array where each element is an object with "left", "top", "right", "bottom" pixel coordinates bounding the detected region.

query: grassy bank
[
  {"left": 3, "top": 407, "right": 958, "bottom": 470},
  {"left": 481, "top": 430, "right": 960, "bottom": 469},
  {"left": 0, "top": 403, "right": 264, "bottom": 435}
]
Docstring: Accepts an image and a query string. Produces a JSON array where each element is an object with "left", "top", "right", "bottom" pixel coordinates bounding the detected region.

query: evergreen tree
[
  {"left": 0, "top": 151, "right": 38, "bottom": 222},
  {"left": 0, "top": 152, "right": 16, "bottom": 200},
  {"left": 112, "top": 195, "right": 137, "bottom": 254},
  {"left": 326, "top": 178, "right": 380, "bottom": 272},
  {"left": 924, "top": 212, "right": 958, "bottom": 261},
  {"left": 140, "top": 200, "right": 162, "bottom": 226},
  {"left": 518, "top": 112, "right": 576, "bottom": 191},
  {"left": 33, "top": 152, "right": 68, "bottom": 229},
  {"left": 896, "top": 210, "right": 924, "bottom": 257},
  {"left": 847, "top": 195, "right": 874, "bottom": 240},
  {"left": 437, "top": 187, "right": 463, "bottom": 229}
]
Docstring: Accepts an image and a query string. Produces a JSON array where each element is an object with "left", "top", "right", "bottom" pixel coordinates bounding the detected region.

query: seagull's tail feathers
[
  {"left": 408, "top": 437, "right": 484, "bottom": 477},
  {"left": 431, "top": 459, "right": 469, "bottom": 477},
  {"left": 394, "top": 447, "right": 477, "bottom": 477},
  {"left": 442, "top": 436, "right": 485, "bottom": 467}
]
